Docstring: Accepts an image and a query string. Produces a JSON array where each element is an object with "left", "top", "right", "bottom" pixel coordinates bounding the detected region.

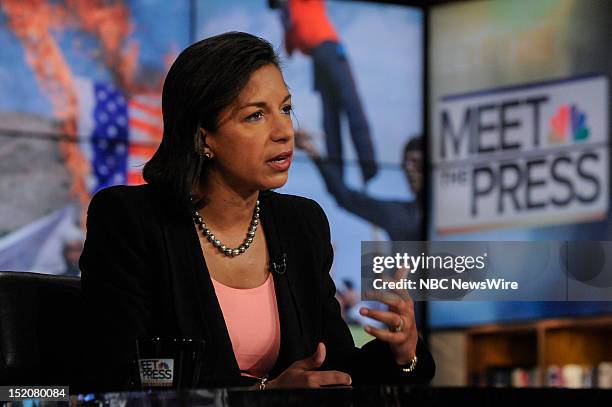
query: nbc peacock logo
[{"left": 548, "top": 104, "right": 589, "bottom": 144}]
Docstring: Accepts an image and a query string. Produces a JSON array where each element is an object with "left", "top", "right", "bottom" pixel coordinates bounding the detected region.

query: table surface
[{"left": 10, "top": 385, "right": 612, "bottom": 407}]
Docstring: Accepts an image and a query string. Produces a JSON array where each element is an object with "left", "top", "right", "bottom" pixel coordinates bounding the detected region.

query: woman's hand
[
  {"left": 266, "top": 342, "right": 352, "bottom": 388},
  {"left": 359, "top": 266, "right": 418, "bottom": 365}
]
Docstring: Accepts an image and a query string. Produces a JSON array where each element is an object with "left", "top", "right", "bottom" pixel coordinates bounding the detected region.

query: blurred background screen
[
  {"left": 427, "top": 0, "right": 612, "bottom": 329},
  {"left": 0, "top": 0, "right": 424, "bottom": 341}
]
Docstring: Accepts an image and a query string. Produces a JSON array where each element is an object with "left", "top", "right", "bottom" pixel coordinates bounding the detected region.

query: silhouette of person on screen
[
  {"left": 297, "top": 130, "right": 426, "bottom": 330},
  {"left": 296, "top": 129, "right": 423, "bottom": 241},
  {"left": 270, "top": 0, "right": 378, "bottom": 184}
]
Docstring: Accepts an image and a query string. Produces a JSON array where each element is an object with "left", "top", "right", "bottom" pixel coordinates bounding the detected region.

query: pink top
[{"left": 211, "top": 273, "right": 281, "bottom": 379}]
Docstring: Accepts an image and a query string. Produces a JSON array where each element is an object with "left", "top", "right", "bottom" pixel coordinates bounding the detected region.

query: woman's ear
[{"left": 198, "top": 127, "right": 214, "bottom": 159}]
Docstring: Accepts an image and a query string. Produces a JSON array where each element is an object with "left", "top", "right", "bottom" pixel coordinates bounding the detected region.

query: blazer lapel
[
  {"left": 159, "top": 201, "right": 241, "bottom": 381},
  {"left": 260, "top": 192, "right": 313, "bottom": 376}
]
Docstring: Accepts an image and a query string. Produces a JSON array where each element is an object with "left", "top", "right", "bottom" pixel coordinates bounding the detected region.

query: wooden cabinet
[{"left": 465, "top": 316, "right": 612, "bottom": 386}]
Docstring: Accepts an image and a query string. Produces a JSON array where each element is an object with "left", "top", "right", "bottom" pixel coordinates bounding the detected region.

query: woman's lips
[{"left": 267, "top": 151, "right": 293, "bottom": 171}]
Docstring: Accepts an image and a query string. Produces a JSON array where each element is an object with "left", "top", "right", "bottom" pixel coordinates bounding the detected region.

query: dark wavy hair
[{"left": 143, "top": 32, "right": 281, "bottom": 207}]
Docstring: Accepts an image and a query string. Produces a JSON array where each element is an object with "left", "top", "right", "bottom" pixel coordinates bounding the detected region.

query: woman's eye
[
  {"left": 282, "top": 104, "right": 293, "bottom": 115},
  {"left": 246, "top": 111, "right": 264, "bottom": 122}
]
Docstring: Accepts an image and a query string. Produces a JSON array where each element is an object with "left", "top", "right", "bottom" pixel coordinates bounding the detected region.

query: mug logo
[{"left": 139, "top": 358, "right": 174, "bottom": 387}]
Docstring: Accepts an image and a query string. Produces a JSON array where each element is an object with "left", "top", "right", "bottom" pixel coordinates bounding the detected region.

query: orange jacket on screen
[{"left": 285, "top": 0, "right": 340, "bottom": 55}]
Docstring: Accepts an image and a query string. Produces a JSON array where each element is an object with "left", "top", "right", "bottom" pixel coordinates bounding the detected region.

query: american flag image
[{"left": 75, "top": 78, "right": 162, "bottom": 193}]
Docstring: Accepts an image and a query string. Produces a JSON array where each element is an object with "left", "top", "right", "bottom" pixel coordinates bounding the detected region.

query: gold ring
[{"left": 392, "top": 317, "right": 403, "bottom": 333}]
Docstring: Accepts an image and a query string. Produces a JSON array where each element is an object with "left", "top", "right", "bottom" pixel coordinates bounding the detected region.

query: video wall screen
[
  {"left": 427, "top": 0, "right": 612, "bottom": 328},
  {"left": 0, "top": 0, "right": 190, "bottom": 274},
  {"left": 0, "top": 1, "right": 424, "bottom": 331}
]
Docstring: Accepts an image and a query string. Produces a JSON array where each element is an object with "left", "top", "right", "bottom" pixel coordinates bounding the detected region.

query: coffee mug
[{"left": 133, "top": 337, "right": 205, "bottom": 390}]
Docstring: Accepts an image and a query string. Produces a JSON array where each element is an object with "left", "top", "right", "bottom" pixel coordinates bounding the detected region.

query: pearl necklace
[{"left": 191, "top": 199, "right": 260, "bottom": 257}]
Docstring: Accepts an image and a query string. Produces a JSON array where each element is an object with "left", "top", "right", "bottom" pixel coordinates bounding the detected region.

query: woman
[{"left": 80, "top": 31, "right": 435, "bottom": 392}]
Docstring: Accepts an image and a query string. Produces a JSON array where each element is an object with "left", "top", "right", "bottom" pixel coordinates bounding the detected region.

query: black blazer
[{"left": 79, "top": 184, "right": 435, "bottom": 391}]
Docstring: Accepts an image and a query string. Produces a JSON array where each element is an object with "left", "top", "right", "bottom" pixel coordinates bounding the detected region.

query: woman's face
[{"left": 203, "top": 64, "right": 294, "bottom": 194}]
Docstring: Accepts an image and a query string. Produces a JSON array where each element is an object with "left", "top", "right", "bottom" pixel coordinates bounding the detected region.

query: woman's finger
[
  {"left": 365, "top": 290, "right": 403, "bottom": 307},
  {"left": 359, "top": 307, "right": 405, "bottom": 328},
  {"left": 363, "top": 323, "right": 407, "bottom": 344},
  {"left": 366, "top": 290, "right": 412, "bottom": 315},
  {"left": 306, "top": 371, "right": 352, "bottom": 387},
  {"left": 393, "top": 264, "right": 410, "bottom": 281}
]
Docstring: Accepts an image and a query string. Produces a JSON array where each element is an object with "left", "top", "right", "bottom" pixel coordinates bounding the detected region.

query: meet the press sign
[
  {"left": 432, "top": 75, "right": 609, "bottom": 235},
  {"left": 139, "top": 358, "right": 174, "bottom": 387}
]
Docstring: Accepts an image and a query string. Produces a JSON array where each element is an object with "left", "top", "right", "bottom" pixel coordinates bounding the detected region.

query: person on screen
[
  {"left": 336, "top": 278, "right": 359, "bottom": 323},
  {"left": 61, "top": 240, "right": 83, "bottom": 277},
  {"left": 79, "top": 31, "right": 434, "bottom": 392},
  {"left": 269, "top": 0, "right": 378, "bottom": 184},
  {"left": 295, "top": 130, "right": 424, "bottom": 241},
  {"left": 60, "top": 222, "right": 84, "bottom": 277}
]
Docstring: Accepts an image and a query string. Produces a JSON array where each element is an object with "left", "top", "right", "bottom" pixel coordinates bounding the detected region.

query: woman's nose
[{"left": 270, "top": 113, "right": 294, "bottom": 142}]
